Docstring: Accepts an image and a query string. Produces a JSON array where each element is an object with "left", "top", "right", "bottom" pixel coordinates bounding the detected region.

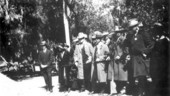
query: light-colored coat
[
  {"left": 74, "top": 43, "right": 84, "bottom": 79},
  {"left": 93, "top": 42, "right": 110, "bottom": 83},
  {"left": 82, "top": 41, "right": 94, "bottom": 64}
]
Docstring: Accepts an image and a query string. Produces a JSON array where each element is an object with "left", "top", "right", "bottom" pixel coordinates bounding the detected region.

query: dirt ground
[{"left": 0, "top": 73, "right": 130, "bottom": 96}]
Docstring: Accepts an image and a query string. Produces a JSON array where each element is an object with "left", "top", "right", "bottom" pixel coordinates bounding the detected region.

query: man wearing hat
[
  {"left": 91, "top": 31, "right": 110, "bottom": 94},
  {"left": 73, "top": 32, "right": 85, "bottom": 92},
  {"left": 58, "top": 43, "right": 70, "bottom": 92},
  {"left": 38, "top": 41, "right": 54, "bottom": 92},
  {"left": 80, "top": 33, "right": 94, "bottom": 91},
  {"left": 74, "top": 32, "right": 93, "bottom": 92},
  {"left": 124, "top": 19, "right": 154, "bottom": 96}
]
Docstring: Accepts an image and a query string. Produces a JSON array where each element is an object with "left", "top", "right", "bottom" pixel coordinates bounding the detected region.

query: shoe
[
  {"left": 120, "top": 87, "right": 126, "bottom": 94},
  {"left": 49, "top": 89, "right": 53, "bottom": 93},
  {"left": 79, "top": 88, "right": 85, "bottom": 92},
  {"left": 88, "top": 91, "right": 94, "bottom": 95}
]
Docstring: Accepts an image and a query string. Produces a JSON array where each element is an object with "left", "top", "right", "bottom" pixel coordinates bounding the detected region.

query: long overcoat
[
  {"left": 94, "top": 42, "right": 110, "bottom": 83},
  {"left": 74, "top": 43, "right": 84, "bottom": 79},
  {"left": 113, "top": 44, "right": 128, "bottom": 81},
  {"left": 106, "top": 41, "right": 115, "bottom": 81},
  {"left": 128, "top": 31, "right": 154, "bottom": 77}
]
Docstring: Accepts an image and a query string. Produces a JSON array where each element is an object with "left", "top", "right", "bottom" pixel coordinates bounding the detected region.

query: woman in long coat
[
  {"left": 113, "top": 34, "right": 128, "bottom": 93},
  {"left": 92, "top": 31, "right": 110, "bottom": 93}
]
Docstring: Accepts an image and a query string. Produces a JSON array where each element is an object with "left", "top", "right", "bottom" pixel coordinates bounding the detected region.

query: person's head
[
  {"left": 63, "top": 43, "right": 69, "bottom": 51},
  {"left": 128, "top": 19, "right": 142, "bottom": 34},
  {"left": 92, "top": 31, "right": 103, "bottom": 45},
  {"left": 40, "top": 41, "right": 47, "bottom": 51},
  {"left": 77, "top": 32, "right": 86, "bottom": 44},
  {"left": 102, "top": 31, "right": 109, "bottom": 43}
]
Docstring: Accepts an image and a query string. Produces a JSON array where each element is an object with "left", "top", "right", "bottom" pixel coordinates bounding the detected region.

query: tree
[
  {"left": 67, "top": 0, "right": 118, "bottom": 36},
  {"left": 0, "top": 0, "right": 64, "bottom": 61}
]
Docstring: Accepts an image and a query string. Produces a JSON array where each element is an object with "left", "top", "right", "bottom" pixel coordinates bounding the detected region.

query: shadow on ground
[{"left": 2, "top": 70, "right": 58, "bottom": 81}]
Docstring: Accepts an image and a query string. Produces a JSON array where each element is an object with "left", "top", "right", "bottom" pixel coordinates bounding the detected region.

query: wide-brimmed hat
[
  {"left": 93, "top": 31, "right": 103, "bottom": 39},
  {"left": 77, "top": 32, "right": 86, "bottom": 39},
  {"left": 128, "top": 18, "right": 143, "bottom": 28}
]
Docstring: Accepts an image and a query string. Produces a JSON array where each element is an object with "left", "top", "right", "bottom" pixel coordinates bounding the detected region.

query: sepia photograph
[{"left": 0, "top": 0, "right": 169, "bottom": 96}]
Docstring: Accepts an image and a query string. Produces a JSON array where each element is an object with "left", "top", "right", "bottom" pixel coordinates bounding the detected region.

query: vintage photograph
[{"left": 0, "top": 0, "right": 169, "bottom": 96}]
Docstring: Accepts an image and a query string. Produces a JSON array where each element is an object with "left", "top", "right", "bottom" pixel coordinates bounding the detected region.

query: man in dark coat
[
  {"left": 38, "top": 41, "right": 54, "bottom": 92},
  {"left": 150, "top": 23, "right": 169, "bottom": 96},
  {"left": 58, "top": 44, "right": 70, "bottom": 92},
  {"left": 125, "top": 19, "right": 154, "bottom": 96}
]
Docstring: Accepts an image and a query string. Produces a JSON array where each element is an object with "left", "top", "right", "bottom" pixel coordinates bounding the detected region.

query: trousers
[
  {"left": 84, "top": 63, "right": 91, "bottom": 90},
  {"left": 41, "top": 66, "right": 53, "bottom": 90}
]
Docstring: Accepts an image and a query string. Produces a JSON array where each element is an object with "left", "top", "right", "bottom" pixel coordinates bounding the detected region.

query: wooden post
[{"left": 63, "top": 0, "right": 71, "bottom": 51}]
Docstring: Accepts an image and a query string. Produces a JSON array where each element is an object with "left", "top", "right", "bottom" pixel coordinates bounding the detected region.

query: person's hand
[
  {"left": 96, "top": 58, "right": 100, "bottom": 62},
  {"left": 142, "top": 53, "right": 147, "bottom": 58},
  {"left": 126, "top": 55, "right": 130, "bottom": 61},
  {"left": 115, "top": 56, "right": 120, "bottom": 59},
  {"left": 86, "top": 60, "right": 91, "bottom": 64},
  {"left": 75, "top": 62, "right": 78, "bottom": 66},
  {"left": 86, "top": 57, "right": 92, "bottom": 64},
  {"left": 106, "top": 56, "right": 110, "bottom": 61}
]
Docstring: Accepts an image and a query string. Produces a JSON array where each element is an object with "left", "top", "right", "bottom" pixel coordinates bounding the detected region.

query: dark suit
[
  {"left": 58, "top": 50, "right": 70, "bottom": 91},
  {"left": 150, "top": 38, "right": 169, "bottom": 96},
  {"left": 124, "top": 31, "right": 154, "bottom": 78},
  {"left": 38, "top": 49, "right": 53, "bottom": 91},
  {"left": 125, "top": 30, "right": 154, "bottom": 95}
]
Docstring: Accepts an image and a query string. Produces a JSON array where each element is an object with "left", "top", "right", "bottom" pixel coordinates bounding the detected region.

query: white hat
[
  {"left": 128, "top": 18, "right": 139, "bottom": 27},
  {"left": 84, "top": 34, "right": 88, "bottom": 38},
  {"left": 77, "top": 32, "right": 85, "bottom": 39}
]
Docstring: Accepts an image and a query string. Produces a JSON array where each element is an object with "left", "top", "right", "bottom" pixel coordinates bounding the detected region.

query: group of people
[{"left": 38, "top": 18, "right": 169, "bottom": 96}]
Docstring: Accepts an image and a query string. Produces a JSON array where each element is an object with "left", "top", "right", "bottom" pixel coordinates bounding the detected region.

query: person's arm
[
  {"left": 73, "top": 46, "right": 78, "bottom": 66},
  {"left": 96, "top": 44, "right": 110, "bottom": 62},
  {"left": 47, "top": 50, "right": 54, "bottom": 65},
  {"left": 38, "top": 52, "right": 41, "bottom": 65},
  {"left": 84, "top": 43, "right": 93, "bottom": 64},
  {"left": 142, "top": 32, "right": 155, "bottom": 56}
]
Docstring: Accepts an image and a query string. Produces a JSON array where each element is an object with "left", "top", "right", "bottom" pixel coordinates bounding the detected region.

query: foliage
[
  {"left": 0, "top": 0, "right": 168, "bottom": 61},
  {"left": 125, "top": 0, "right": 168, "bottom": 26},
  {"left": 0, "top": 0, "right": 64, "bottom": 61},
  {"left": 68, "top": 0, "right": 168, "bottom": 36},
  {"left": 69, "top": 0, "right": 118, "bottom": 35}
]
